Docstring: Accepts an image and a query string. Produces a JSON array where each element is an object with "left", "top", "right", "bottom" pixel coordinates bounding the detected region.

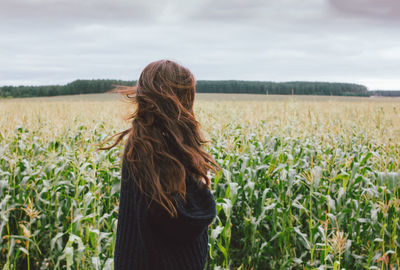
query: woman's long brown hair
[{"left": 97, "top": 59, "right": 220, "bottom": 218}]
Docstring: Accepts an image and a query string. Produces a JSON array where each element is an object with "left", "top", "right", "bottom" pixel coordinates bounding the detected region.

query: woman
[{"left": 99, "top": 59, "right": 220, "bottom": 269}]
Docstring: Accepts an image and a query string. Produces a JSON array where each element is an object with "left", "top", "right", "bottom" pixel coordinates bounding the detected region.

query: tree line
[
  {"left": 369, "top": 90, "right": 400, "bottom": 97},
  {"left": 0, "top": 79, "right": 397, "bottom": 98},
  {"left": 196, "top": 80, "right": 370, "bottom": 96},
  {"left": 0, "top": 79, "right": 136, "bottom": 98}
]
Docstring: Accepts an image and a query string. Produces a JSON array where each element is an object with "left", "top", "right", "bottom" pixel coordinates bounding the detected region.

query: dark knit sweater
[{"left": 114, "top": 159, "right": 217, "bottom": 270}]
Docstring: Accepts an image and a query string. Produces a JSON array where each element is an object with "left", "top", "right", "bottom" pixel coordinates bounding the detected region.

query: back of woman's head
[
  {"left": 99, "top": 59, "right": 219, "bottom": 218},
  {"left": 137, "top": 59, "right": 195, "bottom": 115}
]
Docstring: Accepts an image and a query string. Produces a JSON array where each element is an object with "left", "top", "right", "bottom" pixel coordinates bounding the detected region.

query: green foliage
[
  {"left": 206, "top": 124, "right": 399, "bottom": 269},
  {"left": 0, "top": 79, "right": 372, "bottom": 98},
  {"left": 196, "top": 80, "right": 370, "bottom": 97},
  {"left": 0, "top": 79, "right": 136, "bottom": 98},
  {"left": 1, "top": 123, "right": 399, "bottom": 269},
  {"left": 370, "top": 90, "right": 400, "bottom": 97}
]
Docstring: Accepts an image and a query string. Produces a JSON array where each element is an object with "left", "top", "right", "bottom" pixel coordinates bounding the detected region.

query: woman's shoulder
[{"left": 178, "top": 173, "right": 216, "bottom": 219}]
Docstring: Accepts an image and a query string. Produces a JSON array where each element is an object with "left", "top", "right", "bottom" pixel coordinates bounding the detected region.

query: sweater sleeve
[
  {"left": 147, "top": 176, "right": 217, "bottom": 244},
  {"left": 114, "top": 160, "right": 145, "bottom": 269}
]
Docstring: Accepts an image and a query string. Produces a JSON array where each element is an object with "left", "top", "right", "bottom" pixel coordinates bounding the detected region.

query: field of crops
[{"left": 1, "top": 93, "right": 399, "bottom": 269}]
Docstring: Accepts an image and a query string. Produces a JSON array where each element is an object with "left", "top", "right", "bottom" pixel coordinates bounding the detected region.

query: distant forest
[
  {"left": 369, "top": 90, "right": 400, "bottom": 97},
  {"left": 0, "top": 79, "right": 398, "bottom": 98}
]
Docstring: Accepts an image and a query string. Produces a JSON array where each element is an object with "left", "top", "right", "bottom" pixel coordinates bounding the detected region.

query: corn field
[{"left": 0, "top": 94, "right": 399, "bottom": 269}]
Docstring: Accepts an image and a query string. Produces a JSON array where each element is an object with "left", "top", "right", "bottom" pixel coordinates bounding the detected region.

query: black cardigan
[{"left": 114, "top": 159, "right": 217, "bottom": 270}]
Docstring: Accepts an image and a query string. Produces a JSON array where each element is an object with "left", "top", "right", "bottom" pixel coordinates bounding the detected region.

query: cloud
[
  {"left": 0, "top": 0, "right": 399, "bottom": 89},
  {"left": 0, "top": 0, "right": 163, "bottom": 27},
  {"left": 329, "top": 0, "right": 400, "bottom": 21}
]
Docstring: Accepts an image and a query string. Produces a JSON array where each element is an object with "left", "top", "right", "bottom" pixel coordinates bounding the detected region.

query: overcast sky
[{"left": 1, "top": 0, "right": 399, "bottom": 90}]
